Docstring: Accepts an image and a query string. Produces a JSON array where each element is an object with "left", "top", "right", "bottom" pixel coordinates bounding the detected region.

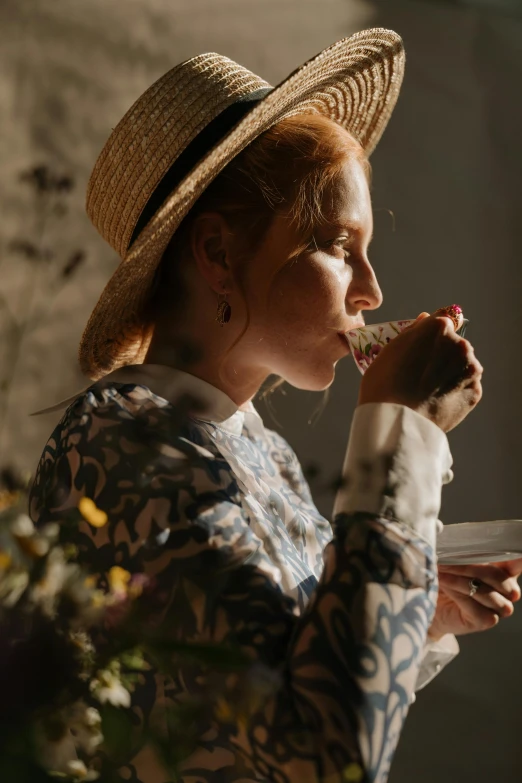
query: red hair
[
  {"left": 166, "top": 111, "right": 370, "bottom": 265},
  {"left": 145, "top": 113, "right": 370, "bottom": 389}
]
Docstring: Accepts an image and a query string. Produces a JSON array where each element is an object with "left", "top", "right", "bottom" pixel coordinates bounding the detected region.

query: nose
[{"left": 346, "top": 257, "right": 383, "bottom": 313}]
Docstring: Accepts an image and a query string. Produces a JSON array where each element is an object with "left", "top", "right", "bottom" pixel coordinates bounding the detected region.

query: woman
[{"left": 30, "top": 29, "right": 521, "bottom": 783}]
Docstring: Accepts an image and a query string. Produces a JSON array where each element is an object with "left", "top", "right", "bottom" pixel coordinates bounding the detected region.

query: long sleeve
[
  {"left": 334, "top": 402, "right": 460, "bottom": 704},
  {"left": 29, "top": 392, "right": 454, "bottom": 783},
  {"left": 413, "top": 633, "right": 460, "bottom": 698}
]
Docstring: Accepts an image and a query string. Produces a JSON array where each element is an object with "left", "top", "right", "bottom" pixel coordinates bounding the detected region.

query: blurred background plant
[{"left": 0, "top": 464, "right": 254, "bottom": 783}]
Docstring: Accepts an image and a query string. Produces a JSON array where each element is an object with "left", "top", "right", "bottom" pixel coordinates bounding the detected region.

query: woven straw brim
[{"left": 80, "top": 28, "right": 405, "bottom": 380}]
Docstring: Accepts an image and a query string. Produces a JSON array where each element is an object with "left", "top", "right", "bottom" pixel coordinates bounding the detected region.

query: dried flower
[{"left": 61, "top": 250, "right": 85, "bottom": 279}]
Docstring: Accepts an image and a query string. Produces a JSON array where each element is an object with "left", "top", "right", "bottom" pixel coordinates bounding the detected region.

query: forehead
[
  {"left": 319, "top": 156, "right": 372, "bottom": 229},
  {"left": 256, "top": 155, "right": 372, "bottom": 268}
]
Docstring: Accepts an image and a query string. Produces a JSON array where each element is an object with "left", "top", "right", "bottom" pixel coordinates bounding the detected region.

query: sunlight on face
[{"left": 237, "top": 156, "right": 383, "bottom": 391}]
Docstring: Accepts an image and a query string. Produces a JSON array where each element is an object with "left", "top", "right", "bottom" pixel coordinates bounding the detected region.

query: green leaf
[
  {"left": 0, "top": 754, "right": 54, "bottom": 783},
  {"left": 99, "top": 704, "right": 137, "bottom": 761},
  {"left": 144, "top": 640, "right": 249, "bottom": 671}
]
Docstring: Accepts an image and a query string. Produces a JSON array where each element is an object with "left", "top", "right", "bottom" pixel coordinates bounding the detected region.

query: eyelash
[
  {"left": 306, "top": 236, "right": 353, "bottom": 259},
  {"left": 326, "top": 238, "right": 352, "bottom": 258}
]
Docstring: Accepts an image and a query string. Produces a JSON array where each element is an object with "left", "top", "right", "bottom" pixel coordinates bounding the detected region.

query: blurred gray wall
[{"left": 1, "top": 0, "right": 521, "bottom": 780}]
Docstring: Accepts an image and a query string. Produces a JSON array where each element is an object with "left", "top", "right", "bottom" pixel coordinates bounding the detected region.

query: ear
[{"left": 189, "top": 211, "right": 234, "bottom": 295}]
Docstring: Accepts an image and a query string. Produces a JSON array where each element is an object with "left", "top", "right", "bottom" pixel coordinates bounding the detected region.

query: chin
[{"left": 281, "top": 363, "right": 337, "bottom": 392}]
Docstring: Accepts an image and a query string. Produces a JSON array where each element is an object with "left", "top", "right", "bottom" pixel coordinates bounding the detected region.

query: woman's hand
[
  {"left": 358, "top": 312, "right": 484, "bottom": 433},
  {"left": 427, "top": 558, "right": 522, "bottom": 640}
]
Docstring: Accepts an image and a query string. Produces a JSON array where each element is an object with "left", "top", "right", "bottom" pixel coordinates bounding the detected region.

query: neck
[{"left": 143, "top": 331, "right": 270, "bottom": 408}]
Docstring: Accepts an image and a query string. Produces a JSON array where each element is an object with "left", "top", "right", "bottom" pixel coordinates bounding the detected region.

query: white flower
[
  {"left": 42, "top": 522, "right": 60, "bottom": 541},
  {"left": 84, "top": 707, "right": 101, "bottom": 727},
  {"left": 36, "top": 703, "right": 104, "bottom": 777},
  {"left": 68, "top": 630, "right": 95, "bottom": 656},
  {"left": 0, "top": 511, "right": 58, "bottom": 568},
  {"left": 10, "top": 513, "right": 35, "bottom": 538},
  {"left": 0, "top": 568, "right": 29, "bottom": 607},
  {"left": 35, "top": 726, "right": 78, "bottom": 775},
  {"left": 29, "top": 549, "right": 104, "bottom": 625},
  {"left": 30, "top": 547, "right": 69, "bottom": 615},
  {"left": 65, "top": 759, "right": 99, "bottom": 780},
  {"left": 63, "top": 571, "right": 106, "bottom": 629},
  {"left": 68, "top": 702, "right": 103, "bottom": 755},
  {"left": 90, "top": 670, "right": 131, "bottom": 708}
]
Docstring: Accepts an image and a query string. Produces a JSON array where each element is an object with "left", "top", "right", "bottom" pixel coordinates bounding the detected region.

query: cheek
[{"left": 267, "top": 261, "right": 347, "bottom": 327}]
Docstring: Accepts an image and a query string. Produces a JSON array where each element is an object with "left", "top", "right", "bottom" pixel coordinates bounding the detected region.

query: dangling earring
[{"left": 216, "top": 292, "right": 231, "bottom": 326}]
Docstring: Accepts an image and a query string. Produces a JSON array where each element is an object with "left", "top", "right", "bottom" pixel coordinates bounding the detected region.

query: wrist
[{"left": 427, "top": 624, "right": 445, "bottom": 642}]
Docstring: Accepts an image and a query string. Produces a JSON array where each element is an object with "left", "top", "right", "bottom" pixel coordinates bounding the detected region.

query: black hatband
[{"left": 127, "top": 86, "right": 273, "bottom": 250}]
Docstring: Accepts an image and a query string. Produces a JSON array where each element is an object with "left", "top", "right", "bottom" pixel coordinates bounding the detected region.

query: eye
[
  {"left": 328, "top": 237, "right": 352, "bottom": 259},
  {"left": 305, "top": 235, "right": 353, "bottom": 259}
]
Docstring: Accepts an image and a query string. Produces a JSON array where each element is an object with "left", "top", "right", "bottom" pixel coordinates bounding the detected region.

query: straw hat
[{"left": 80, "top": 28, "right": 405, "bottom": 380}]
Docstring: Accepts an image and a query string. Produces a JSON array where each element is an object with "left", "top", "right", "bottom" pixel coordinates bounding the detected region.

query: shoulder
[
  {"left": 30, "top": 383, "right": 241, "bottom": 516},
  {"left": 57, "top": 383, "right": 217, "bottom": 454}
]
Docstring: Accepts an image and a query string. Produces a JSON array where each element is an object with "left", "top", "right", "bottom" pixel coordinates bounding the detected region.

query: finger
[
  {"left": 438, "top": 563, "right": 521, "bottom": 600},
  {"left": 422, "top": 323, "right": 481, "bottom": 395},
  {"left": 438, "top": 573, "right": 515, "bottom": 617},
  {"left": 435, "top": 314, "right": 459, "bottom": 334},
  {"left": 437, "top": 346, "right": 483, "bottom": 397},
  {"left": 402, "top": 313, "right": 430, "bottom": 332},
  {"left": 490, "top": 558, "right": 522, "bottom": 578},
  {"left": 442, "top": 585, "right": 501, "bottom": 632}
]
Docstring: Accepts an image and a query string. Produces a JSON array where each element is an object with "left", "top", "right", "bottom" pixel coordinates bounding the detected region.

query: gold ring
[{"left": 432, "top": 304, "right": 464, "bottom": 332}]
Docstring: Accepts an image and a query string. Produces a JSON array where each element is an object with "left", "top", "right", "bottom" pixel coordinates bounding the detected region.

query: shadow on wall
[{"left": 0, "top": 0, "right": 375, "bottom": 473}]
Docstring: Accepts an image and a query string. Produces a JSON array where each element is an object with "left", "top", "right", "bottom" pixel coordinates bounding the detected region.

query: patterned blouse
[{"left": 29, "top": 364, "right": 459, "bottom": 783}]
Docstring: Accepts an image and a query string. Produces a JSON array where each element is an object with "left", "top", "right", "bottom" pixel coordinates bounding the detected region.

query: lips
[
  {"left": 338, "top": 322, "right": 365, "bottom": 336},
  {"left": 338, "top": 333, "right": 351, "bottom": 352}
]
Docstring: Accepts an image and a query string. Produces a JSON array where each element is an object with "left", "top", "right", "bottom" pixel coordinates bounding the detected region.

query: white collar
[{"left": 31, "top": 364, "right": 264, "bottom": 438}]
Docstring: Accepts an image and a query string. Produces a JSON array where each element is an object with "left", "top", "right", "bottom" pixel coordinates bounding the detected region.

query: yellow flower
[
  {"left": 0, "top": 551, "right": 11, "bottom": 570},
  {"left": 214, "top": 698, "right": 234, "bottom": 722},
  {"left": 108, "top": 566, "right": 131, "bottom": 594},
  {"left": 343, "top": 763, "right": 364, "bottom": 782},
  {"left": 90, "top": 670, "right": 131, "bottom": 708},
  {"left": 0, "top": 489, "right": 20, "bottom": 512},
  {"left": 78, "top": 498, "right": 108, "bottom": 528},
  {"left": 91, "top": 590, "right": 107, "bottom": 609}
]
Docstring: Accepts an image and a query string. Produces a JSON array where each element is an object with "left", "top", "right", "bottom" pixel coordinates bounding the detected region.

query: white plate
[{"left": 437, "top": 520, "right": 522, "bottom": 564}]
